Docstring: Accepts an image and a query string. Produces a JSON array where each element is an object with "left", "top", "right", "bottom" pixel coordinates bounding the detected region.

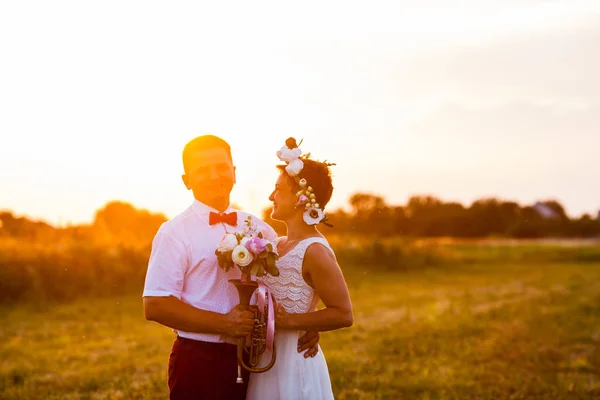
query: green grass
[{"left": 2, "top": 260, "right": 600, "bottom": 399}]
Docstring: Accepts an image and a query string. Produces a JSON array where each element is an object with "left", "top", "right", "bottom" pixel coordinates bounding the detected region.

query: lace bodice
[{"left": 258, "top": 237, "right": 333, "bottom": 314}]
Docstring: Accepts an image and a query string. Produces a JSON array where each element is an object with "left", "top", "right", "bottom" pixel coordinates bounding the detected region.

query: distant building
[{"left": 533, "top": 202, "right": 560, "bottom": 219}]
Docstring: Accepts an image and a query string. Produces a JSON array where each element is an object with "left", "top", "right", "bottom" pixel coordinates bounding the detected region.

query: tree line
[
  {"left": 263, "top": 194, "right": 600, "bottom": 238},
  {"left": 1, "top": 194, "right": 599, "bottom": 243}
]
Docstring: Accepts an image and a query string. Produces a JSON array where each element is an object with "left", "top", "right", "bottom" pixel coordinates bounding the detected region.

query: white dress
[{"left": 246, "top": 237, "right": 335, "bottom": 400}]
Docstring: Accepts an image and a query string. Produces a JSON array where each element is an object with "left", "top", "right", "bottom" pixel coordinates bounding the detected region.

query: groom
[{"left": 143, "top": 134, "right": 320, "bottom": 400}]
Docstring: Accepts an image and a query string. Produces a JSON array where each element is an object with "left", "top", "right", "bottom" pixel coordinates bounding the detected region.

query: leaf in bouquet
[
  {"left": 271, "top": 265, "right": 280, "bottom": 276},
  {"left": 265, "top": 254, "right": 279, "bottom": 276},
  {"left": 258, "top": 250, "right": 268, "bottom": 259},
  {"left": 219, "top": 260, "right": 228, "bottom": 272},
  {"left": 244, "top": 216, "right": 252, "bottom": 230},
  {"left": 270, "top": 248, "right": 279, "bottom": 261},
  {"left": 256, "top": 261, "right": 266, "bottom": 277},
  {"left": 258, "top": 232, "right": 263, "bottom": 239},
  {"left": 218, "top": 250, "right": 232, "bottom": 264},
  {"left": 215, "top": 254, "right": 225, "bottom": 269}
]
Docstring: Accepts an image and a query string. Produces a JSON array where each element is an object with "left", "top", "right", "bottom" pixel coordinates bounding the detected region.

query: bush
[{"left": 0, "top": 238, "right": 150, "bottom": 305}]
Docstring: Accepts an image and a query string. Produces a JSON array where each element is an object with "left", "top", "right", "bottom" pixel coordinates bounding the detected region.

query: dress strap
[{"left": 293, "top": 237, "right": 334, "bottom": 261}]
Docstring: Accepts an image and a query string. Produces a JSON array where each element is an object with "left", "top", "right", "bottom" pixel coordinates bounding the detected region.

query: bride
[{"left": 246, "top": 138, "right": 354, "bottom": 400}]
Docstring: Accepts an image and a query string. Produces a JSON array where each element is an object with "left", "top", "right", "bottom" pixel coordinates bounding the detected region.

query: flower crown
[{"left": 276, "top": 137, "right": 334, "bottom": 226}]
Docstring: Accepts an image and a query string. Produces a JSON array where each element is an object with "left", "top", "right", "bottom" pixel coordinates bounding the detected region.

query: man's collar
[{"left": 191, "top": 199, "right": 234, "bottom": 215}]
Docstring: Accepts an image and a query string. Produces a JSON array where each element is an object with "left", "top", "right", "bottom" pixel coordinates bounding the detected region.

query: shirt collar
[{"left": 191, "top": 199, "right": 234, "bottom": 216}]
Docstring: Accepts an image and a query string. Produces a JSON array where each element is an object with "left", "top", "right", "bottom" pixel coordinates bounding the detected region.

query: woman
[{"left": 246, "top": 138, "right": 354, "bottom": 400}]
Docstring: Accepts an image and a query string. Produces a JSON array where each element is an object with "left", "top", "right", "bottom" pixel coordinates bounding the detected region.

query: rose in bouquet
[{"left": 215, "top": 216, "right": 280, "bottom": 281}]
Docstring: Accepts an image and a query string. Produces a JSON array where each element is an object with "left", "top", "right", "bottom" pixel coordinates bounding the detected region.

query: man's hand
[
  {"left": 222, "top": 305, "right": 255, "bottom": 337},
  {"left": 297, "top": 330, "right": 320, "bottom": 358},
  {"left": 275, "top": 303, "right": 292, "bottom": 329}
]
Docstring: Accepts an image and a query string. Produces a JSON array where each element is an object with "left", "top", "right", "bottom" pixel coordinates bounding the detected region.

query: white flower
[
  {"left": 240, "top": 236, "right": 250, "bottom": 247},
  {"left": 303, "top": 207, "right": 324, "bottom": 225},
  {"left": 232, "top": 245, "right": 253, "bottom": 267},
  {"left": 217, "top": 234, "right": 238, "bottom": 252},
  {"left": 285, "top": 159, "right": 304, "bottom": 176},
  {"left": 276, "top": 146, "right": 302, "bottom": 163}
]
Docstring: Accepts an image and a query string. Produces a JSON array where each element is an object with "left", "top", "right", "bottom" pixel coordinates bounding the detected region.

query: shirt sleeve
[{"left": 142, "top": 225, "right": 187, "bottom": 299}]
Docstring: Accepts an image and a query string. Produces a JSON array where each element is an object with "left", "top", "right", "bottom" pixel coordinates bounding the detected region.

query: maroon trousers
[{"left": 168, "top": 336, "right": 249, "bottom": 400}]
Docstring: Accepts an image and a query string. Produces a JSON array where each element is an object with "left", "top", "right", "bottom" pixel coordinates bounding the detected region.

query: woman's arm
[{"left": 275, "top": 243, "right": 353, "bottom": 331}]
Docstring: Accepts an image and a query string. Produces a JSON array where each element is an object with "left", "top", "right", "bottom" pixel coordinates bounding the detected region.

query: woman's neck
[{"left": 285, "top": 217, "right": 319, "bottom": 242}]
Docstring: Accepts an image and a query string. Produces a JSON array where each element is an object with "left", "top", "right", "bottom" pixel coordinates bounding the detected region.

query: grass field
[{"left": 2, "top": 253, "right": 600, "bottom": 398}]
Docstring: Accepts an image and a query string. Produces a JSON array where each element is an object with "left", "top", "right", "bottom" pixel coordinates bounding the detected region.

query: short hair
[
  {"left": 182, "top": 135, "right": 232, "bottom": 172},
  {"left": 277, "top": 159, "right": 334, "bottom": 209}
]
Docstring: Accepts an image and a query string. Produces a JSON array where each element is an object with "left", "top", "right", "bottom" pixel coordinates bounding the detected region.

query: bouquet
[{"left": 215, "top": 216, "right": 280, "bottom": 281}]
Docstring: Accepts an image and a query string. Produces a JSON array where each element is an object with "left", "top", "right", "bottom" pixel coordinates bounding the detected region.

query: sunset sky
[{"left": 1, "top": 1, "right": 599, "bottom": 225}]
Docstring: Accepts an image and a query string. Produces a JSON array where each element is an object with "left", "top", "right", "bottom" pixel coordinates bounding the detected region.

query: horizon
[
  {"left": 1, "top": 190, "right": 597, "bottom": 228},
  {"left": 2, "top": 1, "right": 599, "bottom": 226}
]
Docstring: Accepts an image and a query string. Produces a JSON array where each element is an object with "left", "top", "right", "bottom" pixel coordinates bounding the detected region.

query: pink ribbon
[{"left": 257, "top": 282, "right": 275, "bottom": 352}]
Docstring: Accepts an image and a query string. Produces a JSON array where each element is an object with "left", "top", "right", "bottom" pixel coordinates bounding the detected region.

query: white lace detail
[{"left": 258, "top": 237, "right": 332, "bottom": 314}]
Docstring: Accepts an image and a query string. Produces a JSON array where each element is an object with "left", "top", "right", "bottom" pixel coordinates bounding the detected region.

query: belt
[{"left": 176, "top": 336, "right": 236, "bottom": 349}]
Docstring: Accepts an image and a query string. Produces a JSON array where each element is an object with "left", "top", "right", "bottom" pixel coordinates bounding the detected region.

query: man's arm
[
  {"left": 143, "top": 227, "right": 254, "bottom": 338},
  {"left": 144, "top": 296, "right": 254, "bottom": 338}
]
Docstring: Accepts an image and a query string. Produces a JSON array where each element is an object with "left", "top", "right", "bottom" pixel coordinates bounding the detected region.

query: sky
[{"left": 1, "top": 0, "right": 599, "bottom": 225}]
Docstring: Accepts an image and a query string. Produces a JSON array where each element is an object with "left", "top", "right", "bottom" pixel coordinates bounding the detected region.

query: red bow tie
[{"left": 209, "top": 211, "right": 237, "bottom": 226}]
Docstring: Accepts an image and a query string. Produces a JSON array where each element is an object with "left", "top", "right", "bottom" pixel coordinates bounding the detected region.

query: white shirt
[{"left": 143, "top": 200, "right": 277, "bottom": 343}]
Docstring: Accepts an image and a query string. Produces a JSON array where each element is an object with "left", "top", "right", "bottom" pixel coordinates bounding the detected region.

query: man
[{"left": 143, "top": 135, "right": 319, "bottom": 400}]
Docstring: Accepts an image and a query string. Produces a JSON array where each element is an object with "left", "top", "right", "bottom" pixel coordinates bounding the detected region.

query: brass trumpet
[{"left": 229, "top": 279, "right": 276, "bottom": 384}]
